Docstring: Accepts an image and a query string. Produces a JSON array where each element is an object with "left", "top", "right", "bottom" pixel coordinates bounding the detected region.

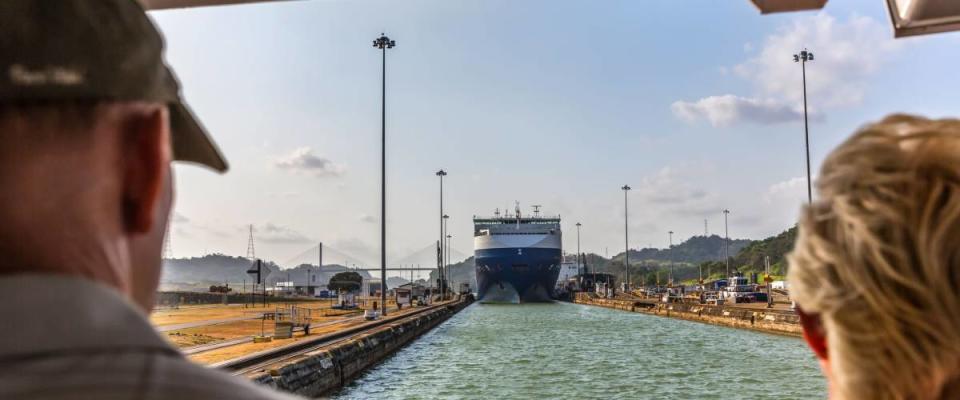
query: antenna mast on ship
[
  {"left": 515, "top": 201, "right": 521, "bottom": 229},
  {"left": 494, "top": 208, "right": 500, "bottom": 218},
  {"left": 532, "top": 205, "right": 542, "bottom": 218}
]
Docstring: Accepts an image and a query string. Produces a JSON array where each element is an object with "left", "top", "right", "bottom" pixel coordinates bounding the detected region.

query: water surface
[{"left": 332, "top": 302, "right": 825, "bottom": 399}]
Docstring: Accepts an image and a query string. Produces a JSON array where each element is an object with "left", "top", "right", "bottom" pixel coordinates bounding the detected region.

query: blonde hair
[{"left": 788, "top": 114, "right": 960, "bottom": 399}]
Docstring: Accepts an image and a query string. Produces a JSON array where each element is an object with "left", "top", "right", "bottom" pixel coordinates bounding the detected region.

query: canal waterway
[{"left": 332, "top": 301, "right": 826, "bottom": 399}]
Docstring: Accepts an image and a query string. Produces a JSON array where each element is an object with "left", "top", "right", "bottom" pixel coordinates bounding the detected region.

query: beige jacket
[{"left": 0, "top": 275, "right": 301, "bottom": 400}]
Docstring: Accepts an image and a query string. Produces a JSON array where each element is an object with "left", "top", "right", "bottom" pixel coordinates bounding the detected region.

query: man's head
[
  {"left": 0, "top": 101, "right": 173, "bottom": 310},
  {"left": 788, "top": 114, "right": 960, "bottom": 399},
  {"left": 0, "top": 1, "right": 227, "bottom": 311}
]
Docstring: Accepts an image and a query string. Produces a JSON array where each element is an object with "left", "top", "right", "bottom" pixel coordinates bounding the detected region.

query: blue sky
[{"left": 151, "top": 0, "right": 960, "bottom": 275}]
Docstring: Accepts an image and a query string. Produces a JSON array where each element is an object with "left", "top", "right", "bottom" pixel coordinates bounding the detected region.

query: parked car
[{"left": 703, "top": 292, "right": 724, "bottom": 305}]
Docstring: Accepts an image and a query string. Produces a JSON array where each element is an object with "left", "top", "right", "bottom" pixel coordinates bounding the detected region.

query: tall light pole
[
  {"left": 443, "top": 214, "right": 450, "bottom": 299},
  {"left": 575, "top": 222, "right": 582, "bottom": 274},
  {"left": 668, "top": 230, "right": 674, "bottom": 286},
  {"left": 794, "top": 48, "right": 814, "bottom": 203},
  {"left": 446, "top": 233, "right": 452, "bottom": 295},
  {"left": 373, "top": 34, "right": 395, "bottom": 316},
  {"left": 436, "top": 169, "right": 446, "bottom": 299},
  {"left": 622, "top": 185, "right": 631, "bottom": 290},
  {"left": 723, "top": 209, "right": 731, "bottom": 278}
]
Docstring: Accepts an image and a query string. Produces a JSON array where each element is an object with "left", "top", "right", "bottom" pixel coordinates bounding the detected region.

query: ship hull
[{"left": 475, "top": 247, "right": 562, "bottom": 303}]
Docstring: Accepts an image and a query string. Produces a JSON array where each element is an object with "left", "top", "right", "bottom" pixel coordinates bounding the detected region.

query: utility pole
[
  {"left": 575, "top": 222, "right": 582, "bottom": 275},
  {"left": 373, "top": 34, "right": 396, "bottom": 316},
  {"left": 443, "top": 214, "right": 450, "bottom": 299},
  {"left": 794, "top": 48, "right": 814, "bottom": 203},
  {"left": 436, "top": 169, "right": 446, "bottom": 301},
  {"left": 446, "top": 233, "right": 452, "bottom": 296},
  {"left": 724, "top": 209, "right": 731, "bottom": 278},
  {"left": 622, "top": 185, "right": 631, "bottom": 290},
  {"left": 668, "top": 230, "right": 674, "bottom": 286}
]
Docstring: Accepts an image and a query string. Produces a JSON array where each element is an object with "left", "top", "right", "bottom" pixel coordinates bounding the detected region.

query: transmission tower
[
  {"left": 162, "top": 225, "right": 172, "bottom": 259},
  {"left": 246, "top": 224, "right": 256, "bottom": 259}
]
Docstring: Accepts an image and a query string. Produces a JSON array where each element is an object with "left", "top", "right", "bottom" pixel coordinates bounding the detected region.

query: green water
[{"left": 331, "top": 302, "right": 826, "bottom": 399}]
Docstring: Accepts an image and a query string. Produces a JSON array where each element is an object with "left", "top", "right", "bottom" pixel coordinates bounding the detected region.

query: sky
[{"left": 151, "top": 0, "right": 960, "bottom": 276}]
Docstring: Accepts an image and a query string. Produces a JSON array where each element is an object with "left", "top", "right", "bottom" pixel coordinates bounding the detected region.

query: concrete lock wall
[
  {"left": 574, "top": 293, "right": 801, "bottom": 337},
  {"left": 250, "top": 299, "right": 473, "bottom": 397},
  {"left": 156, "top": 291, "right": 296, "bottom": 306}
]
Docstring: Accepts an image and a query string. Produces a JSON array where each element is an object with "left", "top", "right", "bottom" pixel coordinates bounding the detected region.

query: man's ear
[
  {"left": 122, "top": 105, "right": 171, "bottom": 234},
  {"left": 797, "top": 306, "right": 828, "bottom": 361}
]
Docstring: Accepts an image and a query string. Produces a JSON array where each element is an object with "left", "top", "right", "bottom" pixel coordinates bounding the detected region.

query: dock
[{"left": 574, "top": 292, "right": 801, "bottom": 337}]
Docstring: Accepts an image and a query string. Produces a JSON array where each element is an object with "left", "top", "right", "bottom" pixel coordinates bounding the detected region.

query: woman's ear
[
  {"left": 122, "top": 105, "right": 171, "bottom": 234},
  {"left": 797, "top": 306, "right": 828, "bottom": 361}
]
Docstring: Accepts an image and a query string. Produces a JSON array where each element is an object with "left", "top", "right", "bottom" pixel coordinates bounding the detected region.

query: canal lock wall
[
  {"left": 249, "top": 298, "right": 473, "bottom": 397},
  {"left": 574, "top": 293, "right": 801, "bottom": 337}
]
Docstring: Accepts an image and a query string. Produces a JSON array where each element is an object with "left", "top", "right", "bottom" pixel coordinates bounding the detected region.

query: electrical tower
[
  {"left": 246, "top": 224, "right": 256, "bottom": 259},
  {"left": 162, "top": 225, "right": 172, "bottom": 259}
]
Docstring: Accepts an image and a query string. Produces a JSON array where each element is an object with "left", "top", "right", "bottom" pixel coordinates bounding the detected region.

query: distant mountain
[
  {"left": 386, "top": 276, "right": 410, "bottom": 288},
  {"left": 610, "top": 234, "right": 751, "bottom": 265},
  {"left": 162, "top": 228, "right": 797, "bottom": 292},
  {"left": 429, "top": 256, "right": 476, "bottom": 290},
  {"left": 695, "top": 227, "right": 797, "bottom": 280},
  {"left": 160, "top": 254, "right": 371, "bottom": 291},
  {"left": 729, "top": 226, "right": 797, "bottom": 276}
]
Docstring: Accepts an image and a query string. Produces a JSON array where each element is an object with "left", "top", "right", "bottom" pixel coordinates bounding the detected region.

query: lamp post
[
  {"left": 622, "top": 185, "right": 631, "bottom": 290},
  {"left": 443, "top": 214, "right": 450, "bottom": 299},
  {"left": 446, "top": 233, "right": 452, "bottom": 296},
  {"left": 723, "top": 209, "right": 731, "bottom": 278},
  {"left": 668, "top": 230, "right": 674, "bottom": 286},
  {"left": 575, "top": 222, "right": 582, "bottom": 275},
  {"left": 373, "top": 34, "right": 395, "bottom": 316},
  {"left": 793, "top": 48, "right": 814, "bottom": 204},
  {"left": 436, "top": 169, "right": 446, "bottom": 299}
]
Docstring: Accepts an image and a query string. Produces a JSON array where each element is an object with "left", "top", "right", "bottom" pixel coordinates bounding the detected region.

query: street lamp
[
  {"left": 373, "top": 33, "right": 396, "bottom": 316},
  {"left": 668, "top": 230, "right": 674, "bottom": 286},
  {"left": 446, "top": 233, "right": 452, "bottom": 296},
  {"left": 723, "top": 209, "right": 731, "bottom": 278},
  {"left": 575, "top": 222, "right": 582, "bottom": 275},
  {"left": 443, "top": 214, "right": 450, "bottom": 299},
  {"left": 622, "top": 185, "right": 631, "bottom": 290},
  {"left": 793, "top": 48, "right": 814, "bottom": 204},
  {"left": 436, "top": 169, "right": 447, "bottom": 299}
]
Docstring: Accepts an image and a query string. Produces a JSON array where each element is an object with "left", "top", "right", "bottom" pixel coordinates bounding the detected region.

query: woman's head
[{"left": 789, "top": 114, "right": 960, "bottom": 399}]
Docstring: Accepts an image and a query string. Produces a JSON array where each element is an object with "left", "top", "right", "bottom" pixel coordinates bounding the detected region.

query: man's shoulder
[
  {"left": 151, "top": 355, "right": 302, "bottom": 400},
  {"left": 0, "top": 350, "right": 303, "bottom": 400}
]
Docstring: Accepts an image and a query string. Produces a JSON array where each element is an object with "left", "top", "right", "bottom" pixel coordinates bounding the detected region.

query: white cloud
[
  {"left": 673, "top": 13, "right": 900, "bottom": 127},
  {"left": 171, "top": 212, "right": 189, "bottom": 224},
  {"left": 268, "top": 191, "right": 301, "bottom": 198},
  {"left": 671, "top": 95, "right": 807, "bottom": 127},
  {"left": 635, "top": 166, "right": 718, "bottom": 218},
  {"left": 257, "top": 223, "right": 313, "bottom": 244},
  {"left": 734, "top": 13, "right": 900, "bottom": 108},
  {"left": 274, "top": 147, "right": 345, "bottom": 177},
  {"left": 763, "top": 176, "right": 808, "bottom": 204}
]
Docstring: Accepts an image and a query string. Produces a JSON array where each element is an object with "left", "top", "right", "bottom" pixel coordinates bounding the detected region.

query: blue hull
[{"left": 474, "top": 247, "right": 562, "bottom": 303}]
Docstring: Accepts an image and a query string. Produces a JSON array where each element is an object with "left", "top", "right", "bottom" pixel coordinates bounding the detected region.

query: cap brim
[{"left": 169, "top": 102, "right": 228, "bottom": 172}]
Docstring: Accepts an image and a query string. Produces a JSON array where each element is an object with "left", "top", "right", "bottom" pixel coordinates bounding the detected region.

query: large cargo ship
[{"left": 474, "top": 205, "right": 562, "bottom": 303}]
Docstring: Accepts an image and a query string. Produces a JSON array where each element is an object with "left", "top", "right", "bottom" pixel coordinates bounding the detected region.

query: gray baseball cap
[{"left": 0, "top": 0, "right": 228, "bottom": 172}]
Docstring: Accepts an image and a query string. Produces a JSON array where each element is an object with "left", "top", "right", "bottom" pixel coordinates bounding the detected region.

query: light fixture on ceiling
[
  {"left": 886, "top": 0, "right": 960, "bottom": 38},
  {"left": 749, "top": 0, "right": 827, "bottom": 14},
  {"left": 139, "top": 0, "right": 295, "bottom": 10}
]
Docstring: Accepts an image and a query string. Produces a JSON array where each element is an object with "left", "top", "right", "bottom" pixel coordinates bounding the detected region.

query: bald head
[{"left": 0, "top": 101, "right": 173, "bottom": 311}]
